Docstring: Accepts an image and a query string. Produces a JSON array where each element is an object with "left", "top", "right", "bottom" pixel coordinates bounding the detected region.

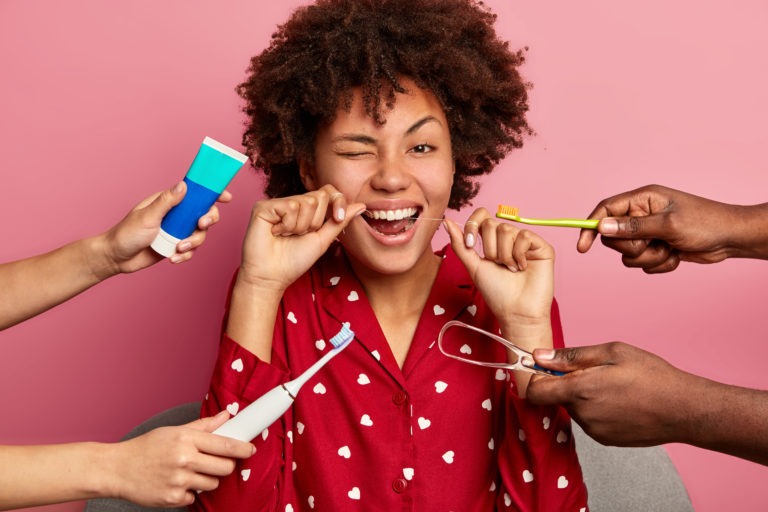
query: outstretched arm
[
  {"left": 0, "top": 411, "right": 255, "bottom": 510},
  {"left": 577, "top": 184, "right": 768, "bottom": 273},
  {"left": 526, "top": 342, "right": 768, "bottom": 466},
  {"left": 0, "top": 182, "right": 230, "bottom": 331}
]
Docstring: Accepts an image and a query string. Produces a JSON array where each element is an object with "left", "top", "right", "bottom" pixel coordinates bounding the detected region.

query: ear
[{"left": 299, "top": 159, "right": 318, "bottom": 191}]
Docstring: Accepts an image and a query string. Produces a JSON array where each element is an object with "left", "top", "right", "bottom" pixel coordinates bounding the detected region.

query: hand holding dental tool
[
  {"left": 575, "top": 184, "right": 767, "bottom": 273},
  {"left": 213, "top": 325, "right": 355, "bottom": 442},
  {"left": 151, "top": 137, "right": 248, "bottom": 257}
]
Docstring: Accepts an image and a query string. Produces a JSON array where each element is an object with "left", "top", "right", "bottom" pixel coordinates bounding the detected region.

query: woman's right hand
[{"left": 237, "top": 186, "right": 365, "bottom": 294}]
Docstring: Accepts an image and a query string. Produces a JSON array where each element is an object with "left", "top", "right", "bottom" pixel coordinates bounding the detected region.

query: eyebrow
[{"left": 331, "top": 115, "right": 442, "bottom": 145}]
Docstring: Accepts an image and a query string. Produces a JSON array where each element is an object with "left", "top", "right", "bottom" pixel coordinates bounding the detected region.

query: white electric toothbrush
[{"left": 213, "top": 324, "right": 355, "bottom": 442}]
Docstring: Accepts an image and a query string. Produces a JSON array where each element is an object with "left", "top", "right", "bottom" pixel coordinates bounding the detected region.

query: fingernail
[
  {"left": 199, "top": 217, "right": 212, "bottom": 228},
  {"left": 506, "top": 264, "right": 518, "bottom": 272},
  {"left": 169, "top": 254, "right": 183, "bottom": 263},
  {"left": 178, "top": 241, "right": 192, "bottom": 252},
  {"left": 535, "top": 348, "right": 555, "bottom": 360},
  {"left": 173, "top": 181, "right": 184, "bottom": 194},
  {"left": 465, "top": 232, "right": 475, "bottom": 248},
  {"left": 250, "top": 444, "right": 257, "bottom": 455},
  {"left": 600, "top": 218, "right": 618, "bottom": 235},
  {"left": 337, "top": 208, "right": 346, "bottom": 221}
]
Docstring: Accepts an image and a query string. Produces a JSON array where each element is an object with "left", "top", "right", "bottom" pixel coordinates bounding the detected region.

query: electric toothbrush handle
[{"left": 212, "top": 385, "right": 294, "bottom": 442}]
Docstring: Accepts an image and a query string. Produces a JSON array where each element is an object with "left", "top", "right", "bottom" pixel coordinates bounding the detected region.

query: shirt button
[
  {"left": 392, "top": 478, "right": 408, "bottom": 493},
  {"left": 392, "top": 390, "right": 408, "bottom": 406}
]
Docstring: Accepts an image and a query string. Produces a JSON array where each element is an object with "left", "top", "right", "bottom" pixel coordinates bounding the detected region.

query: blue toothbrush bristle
[{"left": 329, "top": 324, "right": 355, "bottom": 348}]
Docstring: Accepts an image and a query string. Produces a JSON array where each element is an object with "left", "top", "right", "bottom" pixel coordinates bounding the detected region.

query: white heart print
[
  {"left": 467, "top": 304, "right": 477, "bottom": 316},
  {"left": 557, "top": 430, "right": 568, "bottom": 443},
  {"left": 226, "top": 402, "right": 239, "bottom": 416},
  {"left": 460, "top": 344, "right": 472, "bottom": 354},
  {"left": 297, "top": 422, "right": 305, "bottom": 435},
  {"left": 313, "top": 383, "right": 326, "bottom": 394},
  {"left": 338, "top": 446, "right": 351, "bottom": 459},
  {"left": 488, "top": 438, "right": 494, "bottom": 450},
  {"left": 481, "top": 398, "right": 492, "bottom": 411},
  {"left": 348, "top": 487, "right": 361, "bottom": 500},
  {"left": 403, "top": 468, "right": 414, "bottom": 480},
  {"left": 241, "top": 468, "right": 251, "bottom": 481},
  {"left": 230, "top": 358, "right": 244, "bottom": 372},
  {"left": 433, "top": 304, "right": 445, "bottom": 315},
  {"left": 518, "top": 428, "right": 526, "bottom": 442},
  {"left": 504, "top": 493, "right": 512, "bottom": 507},
  {"left": 371, "top": 350, "right": 381, "bottom": 360},
  {"left": 347, "top": 291, "right": 359, "bottom": 302},
  {"left": 522, "top": 470, "right": 534, "bottom": 483},
  {"left": 360, "top": 414, "right": 373, "bottom": 426},
  {"left": 285, "top": 505, "right": 294, "bottom": 512},
  {"left": 261, "top": 428, "right": 269, "bottom": 441},
  {"left": 287, "top": 431, "right": 293, "bottom": 443},
  {"left": 495, "top": 369, "right": 506, "bottom": 381},
  {"left": 543, "top": 416, "right": 551, "bottom": 430},
  {"left": 357, "top": 373, "right": 370, "bottom": 385},
  {"left": 558, "top": 475, "right": 569, "bottom": 489},
  {"left": 315, "top": 339, "right": 326, "bottom": 350},
  {"left": 287, "top": 311, "right": 297, "bottom": 324},
  {"left": 330, "top": 276, "right": 340, "bottom": 286},
  {"left": 442, "top": 450, "right": 455, "bottom": 464},
  {"left": 308, "top": 496, "right": 315, "bottom": 509},
  {"left": 417, "top": 417, "right": 431, "bottom": 430},
  {"left": 434, "top": 381, "right": 448, "bottom": 393}
]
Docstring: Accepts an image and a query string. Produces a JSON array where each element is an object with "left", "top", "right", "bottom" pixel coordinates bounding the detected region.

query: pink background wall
[{"left": 1, "top": 1, "right": 766, "bottom": 510}]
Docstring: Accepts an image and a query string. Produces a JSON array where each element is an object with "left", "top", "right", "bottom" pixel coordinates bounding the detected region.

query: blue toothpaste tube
[{"left": 151, "top": 136, "right": 248, "bottom": 257}]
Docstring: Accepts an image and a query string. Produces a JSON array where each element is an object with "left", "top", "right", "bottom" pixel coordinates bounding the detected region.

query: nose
[{"left": 370, "top": 154, "right": 411, "bottom": 192}]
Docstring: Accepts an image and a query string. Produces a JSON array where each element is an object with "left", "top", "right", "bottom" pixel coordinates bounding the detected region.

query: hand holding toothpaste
[{"left": 103, "top": 180, "right": 232, "bottom": 273}]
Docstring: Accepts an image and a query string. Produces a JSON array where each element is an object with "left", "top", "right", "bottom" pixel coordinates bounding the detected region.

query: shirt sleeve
[
  {"left": 191, "top": 329, "right": 291, "bottom": 511},
  {"left": 495, "top": 298, "right": 589, "bottom": 511}
]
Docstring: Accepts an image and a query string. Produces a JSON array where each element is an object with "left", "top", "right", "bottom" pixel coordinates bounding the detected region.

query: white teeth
[{"left": 366, "top": 207, "right": 418, "bottom": 221}]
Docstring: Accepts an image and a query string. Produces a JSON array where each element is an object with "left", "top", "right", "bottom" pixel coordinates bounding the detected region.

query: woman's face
[{"left": 302, "top": 77, "right": 454, "bottom": 276}]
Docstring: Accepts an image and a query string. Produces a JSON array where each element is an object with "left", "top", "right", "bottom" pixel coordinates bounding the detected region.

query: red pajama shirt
[{"left": 193, "top": 243, "right": 588, "bottom": 512}]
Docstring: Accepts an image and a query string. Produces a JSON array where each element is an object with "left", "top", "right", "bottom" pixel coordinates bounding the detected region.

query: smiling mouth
[{"left": 362, "top": 207, "right": 421, "bottom": 235}]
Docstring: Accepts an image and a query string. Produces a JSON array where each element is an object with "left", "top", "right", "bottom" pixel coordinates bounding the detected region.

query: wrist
[
  {"left": 80, "top": 442, "right": 119, "bottom": 500},
  {"left": 84, "top": 234, "right": 121, "bottom": 281},
  {"left": 728, "top": 203, "right": 768, "bottom": 260},
  {"left": 499, "top": 316, "right": 553, "bottom": 351}
]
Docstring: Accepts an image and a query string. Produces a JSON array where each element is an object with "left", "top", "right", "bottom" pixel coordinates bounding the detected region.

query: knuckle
[{"left": 561, "top": 347, "right": 579, "bottom": 363}]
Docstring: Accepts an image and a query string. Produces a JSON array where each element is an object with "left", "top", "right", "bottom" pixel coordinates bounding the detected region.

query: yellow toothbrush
[{"left": 496, "top": 204, "right": 599, "bottom": 229}]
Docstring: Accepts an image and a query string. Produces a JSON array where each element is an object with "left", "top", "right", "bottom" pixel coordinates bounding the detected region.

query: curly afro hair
[{"left": 237, "top": 0, "right": 532, "bottom": 210}]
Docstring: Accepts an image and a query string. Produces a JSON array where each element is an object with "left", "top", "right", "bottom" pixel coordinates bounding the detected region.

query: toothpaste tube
[{"left": 151, "top": 136, "right": 248, "bottom": 257}]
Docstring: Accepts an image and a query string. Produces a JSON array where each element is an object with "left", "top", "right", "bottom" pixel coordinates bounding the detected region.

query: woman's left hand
[{"left": 444, "top": 208, "right": 555, "bottom": 350}]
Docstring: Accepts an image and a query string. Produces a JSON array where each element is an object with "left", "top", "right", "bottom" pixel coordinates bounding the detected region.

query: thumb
[
  {"left": 532, "top": 345, "right": 610, "bottom": 373},
  {"left": 185, "top": 409, "right": 230, "bottom": 432},
  {"left": 443, "top": 218, "right": 481, "bottom": 273},
  {"left": 317, "top": 203, "right": 366, "bottom": 245},
  {"left": 599, "top": 213, "right": 668, "bottom": 239},
  {"left": 142, "top": 181, "right": 187, "bottom": 219}
]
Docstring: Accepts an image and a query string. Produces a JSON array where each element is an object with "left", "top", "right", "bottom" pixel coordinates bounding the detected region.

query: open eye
[{"left": 410, "top": 144, "right": 434, "bottom": 154}]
